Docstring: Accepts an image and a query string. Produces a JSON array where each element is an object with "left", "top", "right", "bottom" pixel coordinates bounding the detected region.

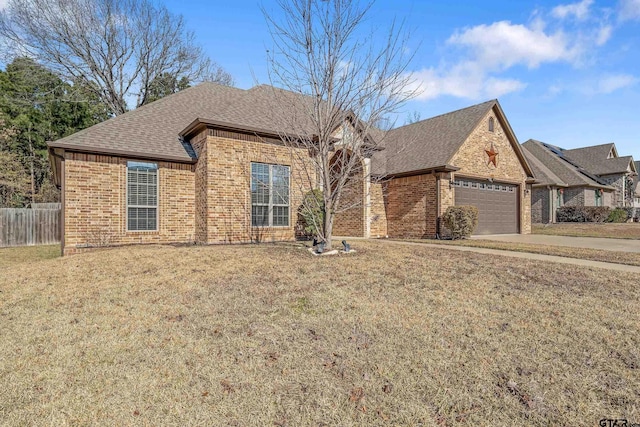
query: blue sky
[{"left": 162, "top": 0, "right": 638, "bottom": 159}]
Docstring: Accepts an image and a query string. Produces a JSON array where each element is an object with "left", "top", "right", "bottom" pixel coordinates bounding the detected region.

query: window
[
  {"left": 557, "top": 189, "right": 564, "bottom": 207},
  {"left": 127, "top": 161, "right": 158, "bottom": 231},
  {"left": 595, "top": 189, "right": 602, "bottom": 207},
  {"left": 488, "top": 117, "right": 495, "bottom": 132},
  {"left": 251, "top": 163, "right": 290, "bottom": 227}
]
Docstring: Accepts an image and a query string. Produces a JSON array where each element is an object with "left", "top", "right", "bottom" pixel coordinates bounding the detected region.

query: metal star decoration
[{"left": 485, "top": 144, "right": 498, "bottom": 167}]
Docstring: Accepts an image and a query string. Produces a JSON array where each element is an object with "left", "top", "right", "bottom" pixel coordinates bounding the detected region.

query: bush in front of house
[
  {"left": 607, "top": 208, "right": 628, "bottom": 223},
  {"left": 556, "top": 206, "right": 611, "bottom": 222},
  {"left": 299, "top": 189, "right": 325, "bottom": 237},
  {"left": 442, "top": 205, "right": 479, "bottom": 239}
]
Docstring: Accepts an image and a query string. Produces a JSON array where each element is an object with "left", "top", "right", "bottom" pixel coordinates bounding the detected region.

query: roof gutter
[
  {"left": 46, "top": 141, "right": 197, "bottom": 164},
  {"left": 383, "top": 164, "right": 460, "bottom": 179}
]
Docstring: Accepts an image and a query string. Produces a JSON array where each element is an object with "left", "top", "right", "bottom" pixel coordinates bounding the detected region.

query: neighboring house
[
  {"left": 560, "top": 143, "right": 637, "bottom": 208},
  {"left": 48, "top": 83, "right": 534, "bottom": 255},
  {"left": 634, "top": 161, "right": 640, "bottom": 208},
  {"left": 522, "top": 140, "right": 615, "bottom": 223}
]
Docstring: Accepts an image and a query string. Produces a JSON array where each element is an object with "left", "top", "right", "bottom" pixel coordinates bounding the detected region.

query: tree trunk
[{"left": 324, "top": 208, "right": 334, "bottom": 250}]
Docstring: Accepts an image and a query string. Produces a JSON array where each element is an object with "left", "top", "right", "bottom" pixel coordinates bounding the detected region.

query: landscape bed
[{"left": 0, "top": 242, "right": 638, "bottom": 426}]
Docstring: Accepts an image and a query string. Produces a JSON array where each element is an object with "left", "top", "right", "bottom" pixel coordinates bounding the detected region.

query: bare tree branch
[
  {"left": 0, "top": 0, "right": 233, "bottom": 115},
  {"left": 263, "top": 0, "right": 418, "bottom": 249}
]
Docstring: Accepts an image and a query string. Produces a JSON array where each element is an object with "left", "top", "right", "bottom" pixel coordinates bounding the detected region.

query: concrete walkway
[
  {"left": 474, "top": 234, "right": 640, "bottom": 253},
  {"left": 345, "top": 238, "right": 640, "bottom": 274}
]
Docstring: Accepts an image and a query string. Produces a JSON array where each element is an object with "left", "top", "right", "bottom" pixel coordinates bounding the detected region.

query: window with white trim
[
  {"left": 127, "top": 161, "right": 158, "bottom": 231},
  {"left": 251, "top": 162, "right": 290, "bottom": 227}
]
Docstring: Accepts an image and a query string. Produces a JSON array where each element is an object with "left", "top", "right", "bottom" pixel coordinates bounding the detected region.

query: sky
[{"left": 159, "top": 0, "right": 640, "bottom": 161}]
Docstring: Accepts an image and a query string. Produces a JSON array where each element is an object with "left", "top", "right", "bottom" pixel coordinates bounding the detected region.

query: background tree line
[{"left": 0, "top": 0, "right": 232, "bottom": 207}]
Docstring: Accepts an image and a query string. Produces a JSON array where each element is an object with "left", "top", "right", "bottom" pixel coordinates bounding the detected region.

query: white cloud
[
  {"left": 552, "top": 0, "right": 594, "bottom": 20},
  {"left": 596, "top": 25, "right": 613, "bottom": 45},
  {"left": 409, "top": 1, "right": 619, "bottom": 101},
  {"left": 619, "top": 0, "right": 640, "bottom": 20},
  {"left": 447, "top": 21, "right": 577, "bottom": 69},
  {"left": 411, "top": 62, "right": 527, "bottom": 101},
  {"left": 594, "top": 74, "right": 638, "bottom": 94},
  {"left": 0, "top": 0, "right": 8, "bottom": 10}
]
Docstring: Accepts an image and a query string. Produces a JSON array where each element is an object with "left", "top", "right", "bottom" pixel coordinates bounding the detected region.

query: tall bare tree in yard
[
  {"left": 264, "top": 0, "right": 416, "bottom": 250},
  {"left": 0, "top": 0, "right": 233, "bottom": 116}
]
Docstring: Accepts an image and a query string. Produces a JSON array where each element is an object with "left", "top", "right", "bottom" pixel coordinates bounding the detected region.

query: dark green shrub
[
  {"left": 442, "top": 205, "right": 478, "bottom": 239},
  {"left": 607, "top": 208, "right": 628, "bottom": 223},
  {"left": 299, "top": 189, "right": 324, "bottom": 237},
  {"left": 556, "top": 206, "right": 610, "bottom": 222}
]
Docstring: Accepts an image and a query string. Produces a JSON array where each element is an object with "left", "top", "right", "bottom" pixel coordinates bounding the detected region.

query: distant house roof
[
  {"left": 562, "top": 143, "right": 636, "bottom": 175},
  {"left": 521, "top": 139, "right": 613, "bottom": 190},
  {"left": 48, "top": 83, "right": 320, "bottom": 163},
  {"left": 521, "top": 145, "right": 568, "bottom": 187},
  {"left": 373, "top": 99, "right": 533, "bottom": 178}
]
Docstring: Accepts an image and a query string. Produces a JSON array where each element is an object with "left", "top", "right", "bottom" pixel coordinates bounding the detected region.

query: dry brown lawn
[
  {"left": 1, "top": 242, "right": 639, "bottom": 426},
  {"left": 421, "top": 238, "right": 640, "bottom": 267},
  {"left": 533, "top": 222, "right": 640, "bottom": 239},
  {"left": 0, "top": 244, "right": 60, "bottom": 269}
]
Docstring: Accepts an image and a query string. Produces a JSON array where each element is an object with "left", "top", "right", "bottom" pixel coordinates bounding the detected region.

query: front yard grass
[
  {"left": 420, "top": 238, "right": 640, "bottom": 267},
  {"left": 533, "top": 222, "right": 640, "bottom": 239},
  {"left": 1, "top": 241, "right": 638, "bottom": 426},
  {"left": 0, "top": 244, "right": 60, "bottom": 269}
]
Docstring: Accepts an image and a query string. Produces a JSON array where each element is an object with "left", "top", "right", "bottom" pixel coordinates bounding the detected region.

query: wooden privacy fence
[{"left": 0, "top": 204, "right": 61, "bottom": 247}]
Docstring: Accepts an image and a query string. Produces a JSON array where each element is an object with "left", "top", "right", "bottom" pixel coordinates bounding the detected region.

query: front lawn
[
  {"left": 420, "top": 238, "right": 640, "bottom": 267},
  {"left": 0, "top": 244, "right": 60, "bottom": 268},
  {"left": 533, "top": 222, "right": 640, "bottom": 239},
  {"left": 1, "top": 242, "right": 638, "bottom": 426}
]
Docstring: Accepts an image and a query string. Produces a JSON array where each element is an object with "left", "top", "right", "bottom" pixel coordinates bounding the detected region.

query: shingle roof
[
  {"left": 563, "top": 144, "right": 633, "bottom": 175},
  {"left": 521, "top": 140, "right": 612, "bottom": 189},
  {"left": 49, "top": 83, "right": 319, "bottom": 162},
  {"left": 378, "top": 100, "right": 496, "bottom": 176},
  {"left": 521, "top": 145, "right": 567, "bottom": 187}
]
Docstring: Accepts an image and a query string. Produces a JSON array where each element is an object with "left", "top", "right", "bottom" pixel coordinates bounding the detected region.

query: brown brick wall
[
  {"left": 202, "top": 135, "right": 315, "bottom": 243},
  {"left": 386, "top": 174, "right": 437, "bottom": 238},
  {"left": 191, "top": 130, "right": 209, "bottom": 243},
  {"left": 369, "top": 181, "right": 388, "bottom": 237},
  {"left": 333, "top": 176, "right": 365, "bottom": 237},
  {"left": 63, "top": 152, "right": 195, "bottom": 255},
  {"left": 449, "top": 109, "right": 531, "bottom": 234},
  {"left": 532, "top": 187, "right": 551, "bottom": 223}
]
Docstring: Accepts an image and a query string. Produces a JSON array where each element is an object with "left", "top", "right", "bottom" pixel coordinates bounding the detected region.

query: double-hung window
[
  {"left": 127, "top": 161, "right": 158, "bottom": 231},
  {"left": 251, "top": 162, "right": 290, "bottom": 227},
  {"left": 595, "top": 189, "right": 602, "bottom": 207}
]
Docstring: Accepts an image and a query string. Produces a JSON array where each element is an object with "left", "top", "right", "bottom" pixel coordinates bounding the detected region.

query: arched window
[{"left": 488, "top": 117, "right": 495, "bottom": 132}]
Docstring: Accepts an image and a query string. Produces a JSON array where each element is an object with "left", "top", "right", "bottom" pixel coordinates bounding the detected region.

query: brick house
[
  {"left": 48, "top": 83, "right": 534, "bottom": 255},
  {"left": 522, "top": 139, "right": 637, "bottom": 223}
]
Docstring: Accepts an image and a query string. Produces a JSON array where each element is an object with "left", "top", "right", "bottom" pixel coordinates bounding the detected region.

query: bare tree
[
  {"left": 263, "top": 0, "right": 417, "bottom": 250},
  {"left": 0, "top": 0, "right": 233, "bottom": 115}
]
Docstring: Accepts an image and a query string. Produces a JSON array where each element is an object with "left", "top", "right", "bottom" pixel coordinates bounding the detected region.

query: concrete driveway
[{"left": 474, "top": 234, "right": 640, "bottom": 253}]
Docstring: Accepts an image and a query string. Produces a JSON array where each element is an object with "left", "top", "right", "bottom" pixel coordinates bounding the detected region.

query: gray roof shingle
[
  {"left": 521, "top": 145, "right": 567, "bottom": 187},
  {"left": 49, "top": 83, "right": 319, "bottom": 162},
  {"left": 563, "top": 144, "right": 634, "bottom": 175},
  {"left": 521, "top": 139, "right": 612, "bottom": 189},
  {"left": 378, "top": 100, "right": 496, "bottom": 176}
]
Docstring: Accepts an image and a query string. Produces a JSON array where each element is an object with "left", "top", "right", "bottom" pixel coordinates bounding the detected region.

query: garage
[{"left": 454, "top": 178, "right": 519, "bottom": 235}]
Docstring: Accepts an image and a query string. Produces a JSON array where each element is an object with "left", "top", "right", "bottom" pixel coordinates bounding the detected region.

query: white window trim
[
  {"left": 251, "top": 162, "right": 291, "bottom": 228},
  {"left": 126, "top": 161, "right": 159, "bottom": 232}
]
